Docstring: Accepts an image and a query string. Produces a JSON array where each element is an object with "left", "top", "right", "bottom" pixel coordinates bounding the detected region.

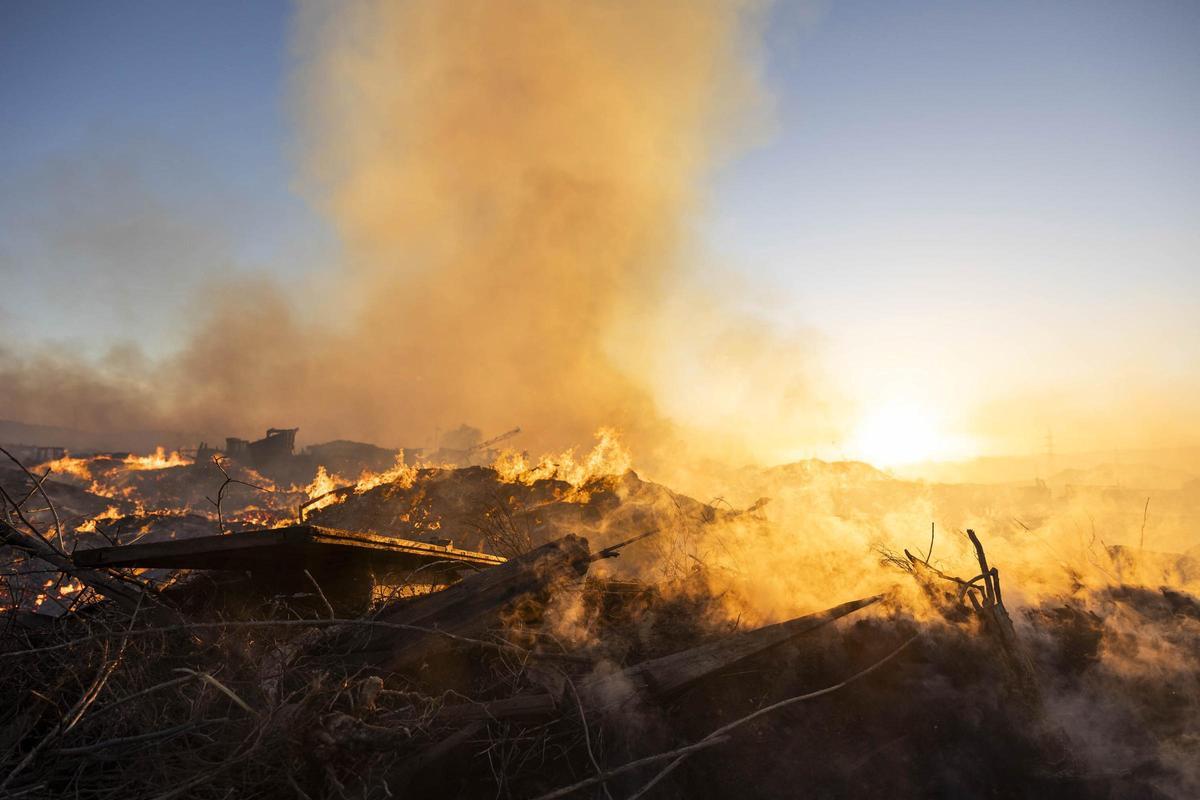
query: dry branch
[
  {"left": 0, "top": 519, "right": 157, "bottom": 617},
  {"left": 533, "top": 634, "right": 919, "bottom": 800}
]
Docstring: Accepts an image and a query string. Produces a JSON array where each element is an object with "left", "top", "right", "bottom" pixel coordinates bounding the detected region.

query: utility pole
[{"left": 1044, "top": 429, "right": 1055, "bottom": 478}]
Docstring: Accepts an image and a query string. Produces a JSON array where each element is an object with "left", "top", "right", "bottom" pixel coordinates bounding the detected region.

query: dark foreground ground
[{"left": 2, "top": 460, "right": 1198, "bottom": 798}]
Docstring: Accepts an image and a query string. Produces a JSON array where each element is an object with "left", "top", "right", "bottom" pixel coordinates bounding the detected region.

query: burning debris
[{"left": 1, "top": 442, "right": 1198, "bottom": 799}]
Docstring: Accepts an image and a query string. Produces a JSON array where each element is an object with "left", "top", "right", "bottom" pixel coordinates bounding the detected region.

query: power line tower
[{"left": 1043, "top": 429, "right": 1055, "bottom": 478}]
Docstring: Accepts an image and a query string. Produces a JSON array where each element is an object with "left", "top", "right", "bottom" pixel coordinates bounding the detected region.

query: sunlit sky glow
[{"left": 1, "top": 0, "right": 1197, "bottom": 464}]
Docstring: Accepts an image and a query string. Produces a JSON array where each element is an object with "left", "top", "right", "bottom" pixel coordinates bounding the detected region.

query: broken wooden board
[
  {"left": 427, "top": 594, "right": 882, "bottom": 724},
  {"left": 579, "top": 594, "right": 882, "bottom": 710},
  {"left": 73, "top": 524, "right": 506, "bottom": 582},
  {"left": 311, "top": 534, "right": 593, "bottom": 672}
]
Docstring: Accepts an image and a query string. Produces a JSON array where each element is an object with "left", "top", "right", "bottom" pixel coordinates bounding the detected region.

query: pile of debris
[{"left": 1, "top": 448, "right": 1198, "bottom": 798}]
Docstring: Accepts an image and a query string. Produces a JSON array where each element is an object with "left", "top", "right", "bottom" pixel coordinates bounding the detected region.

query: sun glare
[{"left": 848, "top": 402, "right": 967, "bottom": 468}]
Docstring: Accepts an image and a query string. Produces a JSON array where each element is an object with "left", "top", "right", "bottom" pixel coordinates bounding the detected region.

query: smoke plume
[
  {"left": 281, "top": 0, "right": 792, "bottom": 455},
  {"left": 4, "top": 0, "right": 827, "bottom": 463}
]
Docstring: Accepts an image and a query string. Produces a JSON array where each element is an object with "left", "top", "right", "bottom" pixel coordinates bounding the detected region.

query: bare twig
[
  {"left": 565, "top": 676, "right": 613, "bottom": 800},
  {"left": 0, "top": 643, "right": 118, "bottom": 791},
  {"left": 534, "top": 635, "right": 919, "bottom": 800},
  {"left": 205, "top": 455, "right": 270, "bottom": 534},
  {"left": 13, "top": 469, "right": 52, "bottom": 512},
  {"left": 626, "top": 634, "right": 920, "bottom": 800},
  {"left": 1, "top": 447, "right": 64, "bottom": 548},
  {"left": 55, "top": 718, "right": 227, "bottom": 756},
  {"left": 84, "top": 674, "right": 196, "bottom": 720},
  {"left": 1, "top": 599, "right": 143, "bottom": 792},
  {"left": 527, "top": 738, "right": 733, "bottom": 800},
  {"left": 590, "top": 528, "right": 659, "bottom": 562},
  {"left": 0, "top": 484, "right": 65, "bottom": 559},
  {"left": 0, "top": 617, "right": 530, "bottom": 660},
  {"left": 0, "top": 518, "right": 156, "bottom": 615},
  {"left": 175, "top": 668, "right": 256, "bottom": 715},
  {"left": 304, "top": 569, "right": 337, "bottom": 620}
]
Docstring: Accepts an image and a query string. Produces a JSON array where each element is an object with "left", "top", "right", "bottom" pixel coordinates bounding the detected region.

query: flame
[
  {"left": 301, "top": 465, "right": 345, "bottom": 513},
  {"left": 494, "top": 428, "right": 632, "bottom": 486},
  {"left": 295, "top": 455, "right": 421, "bottom": 516},
  {"left": 41, "top": 454, "right": 94, "bottom": 482},
  {"left": 228, "top": 506, "right": 293, "bottom": 529},
  {"left": 305, "top": 465, "right": 339, "bottom": 499},
  {"left": 124, "top": 447, "right": 189, "bottom": 470},
  {"left": 353, "top": 452, "right": 417, "bottom": 494},
  {"left": 75, "top": 505, "right": 122, "bottom": 533}
]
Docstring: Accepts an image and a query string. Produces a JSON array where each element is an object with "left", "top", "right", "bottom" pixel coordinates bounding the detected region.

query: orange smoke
[{"left": 0, "top": 0, "right": 833, "bottom": 472}]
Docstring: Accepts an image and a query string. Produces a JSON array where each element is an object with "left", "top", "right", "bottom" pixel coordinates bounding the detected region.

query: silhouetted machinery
[
  {"left": 193, "top": 427, "right": 298, "bottom": 472},
  {"left": 467, "top": 427, "right": 521, "bottom": 454}
]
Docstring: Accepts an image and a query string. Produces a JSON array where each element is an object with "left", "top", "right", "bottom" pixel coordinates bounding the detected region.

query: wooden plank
[
  {"left": 580, "top": 594, "right": 881, "bottom": 709},
  {"left": 74, "top": 529, "right": 289, "bottom": 569},
  {"left": 299, "top": 527, "right": 505, "bottom": 564},
  {"left": 311, "top": 534, "right": 592, "bottom": 672},
  {"left": 430, "top": 693, "right": 559, "bottom": 724},
  {"left": 73, "top": 525, "right": 506, "bottom": 574},
  {"left": 398, "top": 595, "right": 884, "bottom": 726}
]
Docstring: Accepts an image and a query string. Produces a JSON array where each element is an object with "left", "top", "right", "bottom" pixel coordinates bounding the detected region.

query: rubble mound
[
  {"left": 2, "top": 453, "right": 1198, "bottom": 798},
  {"left": 308, "top": 466, "right": 751, "bottom": 556}
]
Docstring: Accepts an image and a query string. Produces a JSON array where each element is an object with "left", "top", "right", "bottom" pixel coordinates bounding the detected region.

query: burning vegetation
[
  {"left": 1, "top": 0, "right": 1197, "bottom": 797},
  {"left": 1, "top": 429, "right": 1198, "bottom": 799}
]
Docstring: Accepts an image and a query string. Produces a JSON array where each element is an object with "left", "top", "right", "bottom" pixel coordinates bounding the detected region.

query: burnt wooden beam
[
  {"left": 426, "top": 594, "right": 882, "bottom": 724},
  {"left": 316, "top": 534, "right": 592, "bottom": 672},
  {"left": 73, "top": 524, "right": 505, "bottom": 578},
  {"left": 579, "top": 594, "right": 882, "bottom": 710}
]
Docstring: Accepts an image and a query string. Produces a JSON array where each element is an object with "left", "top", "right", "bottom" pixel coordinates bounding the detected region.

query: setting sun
[{"left": 848, "top": 402, "right": 970, "bottom": 467}]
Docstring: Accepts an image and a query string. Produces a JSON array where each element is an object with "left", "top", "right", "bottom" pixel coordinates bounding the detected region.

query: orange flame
[
  {"left": 494, "top": 428, "right": 631, "bottom": 487},
  {"left": 123, "top": 447, "right": 189, "bottom": 471},
  {"left": 353, "top": 452, "right": 417, "bottom": 494},
  {"left": 42, "top": 454, "right": 94, "bottom": 482}
]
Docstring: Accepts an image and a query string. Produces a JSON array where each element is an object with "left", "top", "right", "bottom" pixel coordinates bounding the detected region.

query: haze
[{"left": 1, "top": 0, "right": 1197, "bottom": 474}]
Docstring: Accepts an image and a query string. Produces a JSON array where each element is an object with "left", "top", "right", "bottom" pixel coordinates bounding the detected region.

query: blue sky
[
  {"left": 2, "top": 0, "right": 1197, "bottom": 457},
  {"left": 710, "top": 0, "right": 1199, "bottom": 309},
  {"left": 705, "top": 0, "right": 1200, "bottom": 456},
  {"left": 0, "top": 0, "right": 327, "bottom": 350}
]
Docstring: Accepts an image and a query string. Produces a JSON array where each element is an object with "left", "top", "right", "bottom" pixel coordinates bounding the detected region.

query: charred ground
[{"left": 1, "top": 442, "right": 1198, "bottom": 799}]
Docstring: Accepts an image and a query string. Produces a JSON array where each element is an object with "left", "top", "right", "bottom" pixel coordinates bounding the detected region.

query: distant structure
[
  {"left": 306, "top": 440, "right": 403, "bottom": 475},
  {"left": 195, "top": 427, "right": 299, "bottom": 473},
  {"left": 433, "top": 426, "right": 521, "bottom": 466},
  {"left": 189, "top": 423, "right": 517, "bottom": 481},
  {"left": 249, "top": 428, "right": 298, "bottom": 469},
  {"left": 0, "top": 443, "right": 66, "bottom": 464},
  {"left": 193, "top": 427, "right": 411, "bottom": 485}
]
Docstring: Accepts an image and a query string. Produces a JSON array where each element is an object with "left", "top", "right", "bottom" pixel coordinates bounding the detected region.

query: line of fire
[{"left": 2, "top": 420, "right": 1198, "bottom": 797}]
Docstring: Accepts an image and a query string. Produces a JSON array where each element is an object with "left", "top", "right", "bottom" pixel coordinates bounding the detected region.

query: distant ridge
[
  {"left": 0, "top": 418, "right": 200, "bottom": 454},
  {"left": 896, "top": 446, "right": 1200, "bottom": 488}
]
